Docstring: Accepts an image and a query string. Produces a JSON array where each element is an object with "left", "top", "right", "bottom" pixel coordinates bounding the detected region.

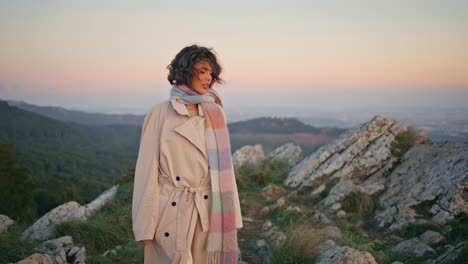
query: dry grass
[
  {"left": 270, "top": 216, "right": 322, "bottom": 264},
  {"left": 340, "top": 191, "right": 376, "bottom": 217}
]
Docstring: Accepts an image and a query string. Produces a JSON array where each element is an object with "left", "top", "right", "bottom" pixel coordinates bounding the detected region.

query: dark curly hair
[{"left": 167, "top": 44, "right": 223, "bottom": 87}]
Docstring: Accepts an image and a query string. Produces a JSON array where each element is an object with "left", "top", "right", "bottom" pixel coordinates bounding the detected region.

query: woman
[{"left": 132, "top": 44, "right": 243, "bottom": 264}]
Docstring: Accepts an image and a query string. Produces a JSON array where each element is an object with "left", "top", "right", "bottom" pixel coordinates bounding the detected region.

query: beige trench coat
[{"left": 132, "top": 98, "right": 243, "bottom": 264}]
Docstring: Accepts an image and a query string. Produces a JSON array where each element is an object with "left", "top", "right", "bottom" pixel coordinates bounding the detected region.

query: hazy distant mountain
[
  {"left": 2, "top": 99, "right": 347, "bottom": 157},
  {"left": 5, "top": 99, "right": 144, "bottom": 126},
  {"left": 229, "top": 117, "right": 343, "bottom": 135},
  {"left": 228, "top": 117, "right": 346, "bottom": 155}
]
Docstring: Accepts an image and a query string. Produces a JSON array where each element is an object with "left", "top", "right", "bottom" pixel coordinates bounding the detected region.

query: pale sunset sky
[{"left": 0, "top": 0, "right": 467, "bottom": 113}]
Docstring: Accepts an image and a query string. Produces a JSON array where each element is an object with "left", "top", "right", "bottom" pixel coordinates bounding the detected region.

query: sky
[{"left": 0, "top": 0, "right": 467, "bottom": 114}]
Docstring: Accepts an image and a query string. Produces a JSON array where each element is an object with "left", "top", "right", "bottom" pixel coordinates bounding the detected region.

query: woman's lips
[{"left": 202, "top": 84, "right": 209, "bottom": 89}]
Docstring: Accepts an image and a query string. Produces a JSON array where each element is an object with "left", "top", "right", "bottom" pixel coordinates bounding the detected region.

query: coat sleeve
[{"left": 132, "top": 104, "right": 163, "bottom": 241}]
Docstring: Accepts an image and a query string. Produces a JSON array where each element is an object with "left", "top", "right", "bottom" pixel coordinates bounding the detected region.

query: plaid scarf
[{"left": 170, "top": 84, "right": 239, "bottom": 264}]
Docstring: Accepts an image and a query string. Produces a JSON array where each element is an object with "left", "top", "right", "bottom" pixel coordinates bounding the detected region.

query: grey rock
[
  {"left": 73, "top": 247, "right": 86, "bottom": 264},
  {"left": 271, "top": 197, "right": 285, "bottom": 210},
  {"left": 266, "top": 143, "right": 302, "bottom": 166},
  {"left": 232, "top": 144, "right": 265, "bottom": 167},
  {"left": 373, "top": 141, "right": 467, "bottom": 231},
  {"left": 316, "top": 243, "right": 377, "bottom": 264},
  {"left": 286, "top": 206, "right": 301, "bottom": 213},
  {"left": 22, "top": 185, "right": 118, "bottom": 241},
  {"left": 16, "top": 253, "right": 55, "bottom": 264},
  {"left": 391, "top": 237, "right": 435, "bottom": 257},
  {"left": 0, "top": 214, "right": 14, "bottom": 233},
  {"left": 419, "top": 230, "right": 444, "bottom": 244},
  {"left": 260, "top": 227, "right": 286, "bottom": 247},
  {"left": 313, "top": 212, "right": 332, "bottom": 225},
  {"left": 68, "top": 246, "right": 80, "bottom": 256},
  {"left": 38, "top": 235, "right": 74, "bottom": 254},
  {"left": 310, "top": 184, "right": 326, "bottom": 196},
  {"left": 336, "top": 210, "right": 347, "bottom": 218},
  {"left": 330, "top": 202, "right": 342, "bottom": 212},
  {"left": 320, "top": 225, "right": 343, "bottom": 239},
  {"left": 256, "top": 239, "right": 267, "bottom": 248}
]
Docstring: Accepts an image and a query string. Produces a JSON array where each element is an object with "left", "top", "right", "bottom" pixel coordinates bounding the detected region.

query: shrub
[
  {"left": 270, "top": 218, "right": 321, "bottom": 264},
  {"left": 390, "top": 126, "right": 419, "bottom": 157},
  {"left": 235, "top": 158, "right": 291, "bottom": 192},
  {"left": 340, "top": 191, "right": 376, "bottom": 218}
]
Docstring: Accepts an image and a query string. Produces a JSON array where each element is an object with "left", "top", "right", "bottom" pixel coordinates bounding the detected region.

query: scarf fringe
[
  {"left": 207, "top": 251, "right": 221, "bottom": 264},
  {"left": 207, "top": 250, "right": 238, "bottom": 264}
]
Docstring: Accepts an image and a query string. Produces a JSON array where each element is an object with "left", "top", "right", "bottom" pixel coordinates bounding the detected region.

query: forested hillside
[{"left": 0, "top": 101, "right": 141, "bottom": 219}]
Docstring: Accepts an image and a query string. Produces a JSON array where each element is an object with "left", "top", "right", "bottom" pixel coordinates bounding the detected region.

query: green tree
[{"left": 0, "top": 139, "right": 35, "bottom": 222}]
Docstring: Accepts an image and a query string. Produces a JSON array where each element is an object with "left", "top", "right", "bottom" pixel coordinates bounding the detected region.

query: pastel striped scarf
[{"left": 170, "top": 84, "right": 239, "bottom": 264}]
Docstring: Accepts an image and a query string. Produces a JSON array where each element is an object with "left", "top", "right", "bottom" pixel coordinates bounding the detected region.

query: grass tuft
[
  {"left": 340, "top": 191, "right": 376, "bottom": 218},
  {"left": 270, "top": 217, "right": 321, "bottom": 264}
]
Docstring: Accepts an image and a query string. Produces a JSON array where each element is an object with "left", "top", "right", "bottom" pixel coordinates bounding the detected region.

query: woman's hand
[{"left": 141, "top": 240, "right": 152, "bottom": 246}]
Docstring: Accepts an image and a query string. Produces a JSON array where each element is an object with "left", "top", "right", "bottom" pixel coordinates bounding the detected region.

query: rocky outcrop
[
  {"left": 316, "top": 240, "right": 377, "bottom": 264},
  {"left": 232, "top": 144, "right": 265, "bottom": 167},
  {"left": 21, "top": 201, "right": 87, "bottom": 241},
  {"left": 284, "top": 116, "right": 418, "bottom": 196},
  {"left": 0, "top": 214, "right": 14, "bottom": 233},
  {"left": 373, "top": 141, "right": 467, "bottom": 230},
  {"left": 21, "top": 185, "right": 118, "bottom": 241},
  {"left": 266, "top": 143, "right": 302, "bottom": 166},
  {"left": 281, "top": 115, "right": 467, "bottom": 232}
]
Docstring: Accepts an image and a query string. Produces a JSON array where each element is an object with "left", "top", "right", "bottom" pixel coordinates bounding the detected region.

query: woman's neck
[{"left": 186, "top": 104, "right": 197, "bottom": 110}]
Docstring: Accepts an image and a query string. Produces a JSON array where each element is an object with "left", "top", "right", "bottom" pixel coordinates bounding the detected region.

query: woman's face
[{"left": 188, "top": 60, "right": 213, "bottom": 95}]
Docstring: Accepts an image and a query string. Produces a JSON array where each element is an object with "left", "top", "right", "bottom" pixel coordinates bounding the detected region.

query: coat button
[
  {"left": 176, "top": 176, "right": 181, "bottom": 181},
  {"left": 204, "top": 195, "right": 209, "bottom": 199},
  {"left": 172, "top": 201, "right": 176, "bottom": 206},
  {"left": 165, "top": 232, "right": 169, "bottom": 237}
]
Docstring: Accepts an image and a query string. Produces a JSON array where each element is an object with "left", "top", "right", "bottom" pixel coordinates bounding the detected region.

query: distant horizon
[
  {"left": 3, "top": 87, "right": 468, "bottom": 116},
  {"left": 2, "top": 86, "right": 467, "bottom": 115}
]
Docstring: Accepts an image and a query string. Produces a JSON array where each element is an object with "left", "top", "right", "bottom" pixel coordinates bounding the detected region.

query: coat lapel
[{"left": 171, "top": 99, "right": 207, "bottom": 159}]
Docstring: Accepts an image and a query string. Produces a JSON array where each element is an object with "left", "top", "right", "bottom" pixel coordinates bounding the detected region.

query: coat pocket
[{"left": 154, "top": 184, "right": 178, "bottom": 258}]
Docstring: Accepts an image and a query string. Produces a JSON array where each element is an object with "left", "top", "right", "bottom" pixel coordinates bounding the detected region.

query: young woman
[{"left": 132, "top": 45, "right": 243, "bottom": 264}]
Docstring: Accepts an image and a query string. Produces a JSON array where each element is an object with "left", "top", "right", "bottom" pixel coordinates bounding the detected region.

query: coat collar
[
  {"left": 170, "top": 98, "right": 204, "bottom": 117},
  {"left": 170, "top": 98, "right": 207, "bottom": 159}
]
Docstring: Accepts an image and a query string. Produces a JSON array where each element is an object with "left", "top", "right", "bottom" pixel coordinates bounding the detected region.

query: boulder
[
  {"left": 391, "top": 237, "right": 435, "bottom": 257},
  {"left": 0, "top": 214, "right": 14, "bottom": 233},
  {"left": 316, "top": 243, "right": 377, "bottom": 264},
  {"left": 419, "top": 230, "right": 444, "bottom": 244},
  {"left": 320, "top": 225, "right": 343, "bottom": 239},
  {"left": 232, "top": 144, "right": 264, "bottom": 167},
  {"left": 266, "top": 143, "right": 302, "bottom": 166}
]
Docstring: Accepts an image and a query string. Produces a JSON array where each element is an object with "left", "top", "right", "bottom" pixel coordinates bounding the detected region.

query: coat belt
[{"left": 158, "top": 176, "right": 210, "bottom": 253}]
